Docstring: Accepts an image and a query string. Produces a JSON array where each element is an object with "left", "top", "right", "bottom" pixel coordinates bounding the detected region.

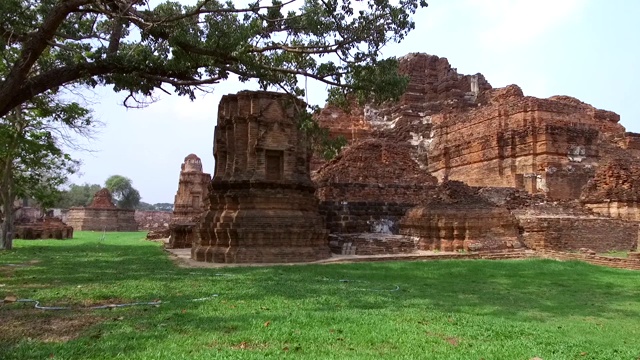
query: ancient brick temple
[
  {"left": 312, "top": 53, "right": 639, "bottom": 255},
  {"left": 67, "top": 188, "right": 138, "bottom": 231},
  {"left": 168, "top": 154, "right": 211, "bottom": 248},
  {"left": 191, "top": 91, "right": 330, "bottom": 263}
]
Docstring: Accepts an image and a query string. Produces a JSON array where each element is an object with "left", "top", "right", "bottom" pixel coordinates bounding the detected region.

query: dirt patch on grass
[
  {"left": 0, "top": 308, "right": 104, "bottom": 343},
  {"left": 231, "top": 341, "right": 269, "bottom": 350},
  {"left": 0, "top": 259, "right": 41, "bottom": 279},
  {"left": 0, "top": 266, "right": 14, "bottom": 279},
  {"left": 426, "top": 331, "right": 461, "bottom": 347}
]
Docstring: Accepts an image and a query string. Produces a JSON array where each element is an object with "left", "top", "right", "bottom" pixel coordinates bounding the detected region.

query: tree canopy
[
  {"left": 0, "top": 92, "right": 94, "bottom": 249},
  {"left": 0, "top": 0, "right": 428, "bottom": 118},
  {"left": 105, "top": 175, "right": 141, "bottom": 209},
  {"left": 55, "top": 183, "right": 102, "bottom": 208},
  {"left": 0, "top": 0, "right": 428, "bottom": 250},
  {"left": 136, "top": 202, "right": 173, "bottom": 211}
]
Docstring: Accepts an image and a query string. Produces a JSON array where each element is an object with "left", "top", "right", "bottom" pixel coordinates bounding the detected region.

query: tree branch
[{"left": 0, "top": 0, "right": 95, "bottom": 115}]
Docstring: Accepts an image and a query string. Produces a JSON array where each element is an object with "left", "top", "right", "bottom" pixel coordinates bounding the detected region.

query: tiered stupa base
[{"left": 192, "top": 183, "right": 329, "bottom": 263}]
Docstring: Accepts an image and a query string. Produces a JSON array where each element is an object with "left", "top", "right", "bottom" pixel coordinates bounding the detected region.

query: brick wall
[
  {"left": 67, "top": 208, "right": 138, "bottom": 231},
  {"left": 319, "top": 201, "right": 415, "bottom": 234},
  {"left": 517, "top": 216, "right": 638, "bottom": 252}
]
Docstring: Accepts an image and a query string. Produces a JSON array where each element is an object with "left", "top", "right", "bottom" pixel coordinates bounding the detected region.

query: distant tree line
[{"left": 53, "top": 175, "right": 172, "bottom": 211}]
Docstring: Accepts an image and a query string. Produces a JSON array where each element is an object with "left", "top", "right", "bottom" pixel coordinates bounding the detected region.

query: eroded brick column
[{"left": 192, "top": 91, "right": 330, "bottom": 263}]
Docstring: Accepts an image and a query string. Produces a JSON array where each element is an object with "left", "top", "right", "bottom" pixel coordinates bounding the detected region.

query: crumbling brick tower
[
  {"left": 168, "top": 154, "right": 211, "bottom": 248},
  {"left": 172, "top": 154, "right": 211, "bottom": 224},
  {"left": 192, "top": 91, "right": 330, "bottom": 263}
]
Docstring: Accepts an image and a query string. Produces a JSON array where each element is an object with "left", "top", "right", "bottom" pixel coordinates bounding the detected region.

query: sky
[{"left": 66, "top": 0, "right": 640, "bottom": 204}]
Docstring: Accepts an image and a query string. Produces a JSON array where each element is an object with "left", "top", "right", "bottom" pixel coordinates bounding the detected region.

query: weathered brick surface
[
  {"left": 314, "top": 138, "right": 437, "bottom": 241},
  {"left": 616, "top": 132, "right": 640, "bottom": 158},
  {"left": 311, "top": 53, "right": 491, "bottom": 170},
  {"left": 427, "top": 88, "right": 623, "bottom": 200},
  {"left": 66, "top": 188, "right": 138, "bottom": 231},
  {"left": 168, "top": 223, "right": 197, "bottom": 248},
  {"left": 581, "top": 155, "right": 640, "bottom": 221},
  {"left": 320, "top": 201, "right": 416, "bottom": 234},
  {"left": 146, "top": 228, "right": 170, "bottom": 240},
  {"left": 514, "top": 204, "right": 638, "bottom": 252},
  {"left": 168, "top": 154, "right": 211, "bottom": 248},
  {"left": 400, "top": 206, "right": 522, "bottom": 252},
  {"left": 14, "top": 217, "right": 73, "bottom": 240},
  {"left": 88, "top": 188, "right": 117, "bottom": 208},
  {"left": 328, "top": 233, "right": 419, "bottom": 255},
  {"left": 399, "top": 182, "right": 523, "bottom": 252},
  {"left": 316, "top": 53, "right": 631, "bottom": 202},
  {"left": 314, "top": 139, "right": 437, "bottom": 198},
  {"left": 135, "top": 210, "right": 171, "bottom": 230},
  {"left": 192, "top": 91, "right": 330, "bottom": 263},
  {"left": 171, "top": 154, "right": 211, "bottom": 224}
]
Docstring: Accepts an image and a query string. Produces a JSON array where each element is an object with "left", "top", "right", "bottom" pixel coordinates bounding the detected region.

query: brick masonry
[
  {"left": 14, "top": 217, "right": 73, "bottom": 240},
  {"left": 135, "top": 210, "right": 171, "bottom": 231},
  {"left": 66, "top": 188, "right": 138, "bottom": 231},
  {"left": 192, "top": 91, "right": 330, "bottom": 263}
]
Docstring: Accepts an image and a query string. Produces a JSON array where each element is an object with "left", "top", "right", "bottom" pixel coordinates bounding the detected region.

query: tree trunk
[
  {"left": 0, "top": 135, "right": 16, "bottom": 251},
  {"left": 0, "top": 200, "right": 13, "bottom": 250}
]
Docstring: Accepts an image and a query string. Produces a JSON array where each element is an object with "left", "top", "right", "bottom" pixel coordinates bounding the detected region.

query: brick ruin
[
  {"left": 169, "top": 53, "right": 639, "bottom": 262},
  {"left": 581, "top": 156, "right": 640, "bottom": 221},
  {"left": 427, "top": 87, "right": 622, "bottom": 199},
  {"left": 311, "top": 53, "right": 639, "bottom": 256},
  {"left": 191, "top": 91, "right": 330, "bottom": 263},
  {"left": 66, "top": 188, "right": 138, "bottom": 231},
  {"left": 14, "top": 217, "right": 73, "bottom": 240},
  {"left": 167, "top": 154, "right": 211, "bottom": 248},
  {"left": 135, "top": 210, "right": 171, "bottom": 231},
  {"left": 399, "top": 181, "right": 523, "bottom": 252}
]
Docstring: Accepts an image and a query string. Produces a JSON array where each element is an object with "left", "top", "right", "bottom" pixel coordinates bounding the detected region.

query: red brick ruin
[
  {"left": 167, "top": 154, "right": 211, "bottom": 248},
  {"left": 177, "top": 53, "right": 639, "bottom": 263},
  {"left": 67, "top": 188, "right": 138, "bottom": 231},
  {"left": 191, "top": 91, "right": 330, "bottom": 263},
  {"left": 14, "top": 217, "right": 73, "bottom": 240},
  {"left": 311, "top": 53, "right": 639, "bottom": 256}
]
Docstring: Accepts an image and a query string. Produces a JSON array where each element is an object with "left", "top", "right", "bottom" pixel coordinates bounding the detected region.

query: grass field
[{"left": 1, "top": 232, "right": 639, "bottom": 360}]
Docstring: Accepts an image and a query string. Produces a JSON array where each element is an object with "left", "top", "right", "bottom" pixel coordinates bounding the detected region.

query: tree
[
  {"left": 55, "top": 183, "right": 102, "bottom": 208},
  {"left": 0, "top": 93, "right": 93, "bottom": 250},
  {"left": 136, "top": 201, "right": 156, "bottom": 211},
  {"left": 105, "top": 175, "right": 141, "bottom": 209},
  {"left": 135, "top": 202, "right": 173, "bottom": 211},
  {"left": 0, "top": 0, "right": 428, "bottom": 119},
  {"left": 0, "top": 0, "right": 428, "bottom": 249},
  {"left": 153, "top": 203, "right": 173, "bottom": 212}
]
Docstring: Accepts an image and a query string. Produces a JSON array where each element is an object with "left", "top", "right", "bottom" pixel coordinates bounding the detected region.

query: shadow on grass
[
  {"left": 242, "top": 259, "right": 640, "bottom": 320},
  {"left": 4, "top": 240, "right": 638, "bottom": 320}
]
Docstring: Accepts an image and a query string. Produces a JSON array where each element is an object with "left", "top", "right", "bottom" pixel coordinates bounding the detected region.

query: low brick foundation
[
  {"left": 517, "top": 215, "right": 638, "bottom": 252},
  {"left": 319, "top": 201, "right": 415, "bottom": 234},
  {"left": 328, "top": 234, "right": 419, "bottom": 255},
  {"left": 539, "top": 251, "right": 640, "bottom": 271},
  {"left": 14, "top": 217, "right": 73, "bottom": 240}
]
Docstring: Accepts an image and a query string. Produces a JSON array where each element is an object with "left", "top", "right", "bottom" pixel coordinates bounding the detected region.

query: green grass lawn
[{"left": 1, "top": 232, "right": 639, "bottom": 360}]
